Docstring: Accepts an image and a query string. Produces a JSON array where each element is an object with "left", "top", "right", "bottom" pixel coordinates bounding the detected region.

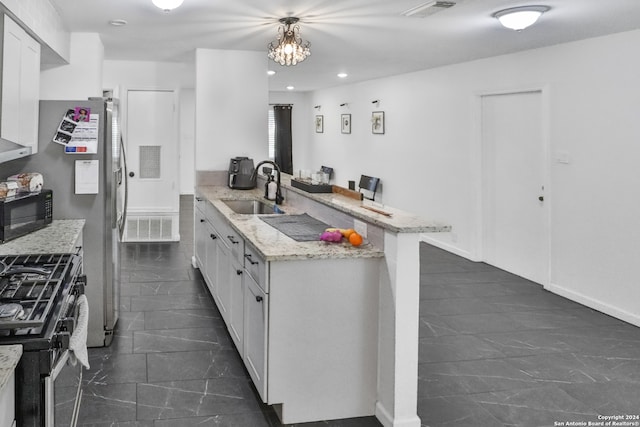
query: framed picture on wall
[
  {"left": 372, "top": 111, "right": 385, "bottom": 134},
  {"left": 315, "top": 115, "right": 324, "bottom": 133},
  {"left": 341, "top": 114, "right": 351, "bottom": 134}
]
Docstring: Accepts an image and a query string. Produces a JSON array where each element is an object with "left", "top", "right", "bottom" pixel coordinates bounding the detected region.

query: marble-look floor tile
[
  {"left": 127, "top": 268, "right": 192, "bottom": 283},
  {"left": 77, "top": 383, "right": 138, "bottom": 423},
  {"left": 139, "top": 280, "right": 207, "bottom": 296},
  {"left": 417, "top": 395, "right": 503, "bottom": 427},
  {"left": 147, "top": 349, "right": 246, "bottom": 382},
  {"left": 144, "top": 308, "right": 221, "bottom": 330},
  {"left": 419, "top": 335, "right": 505, "bottom": 363},
  {"left": 477, "top": 330, "right": 578, "bottom": 357},
  {"left": 153, "top": 413, "right": 271, "bottom": 427},
  {"left": 419, "top": 314, "right": 460, "bottom": 338},
  {"left": 136, "top": 377, "right": 262, "bottom": 420},
  {"left": 439, "top": 312, "right": 530, "bottom": 334},
  {"left": 84, "top": 352, "right": 147, "bottom": 385},
  {"left": 419, "top": 298, "right": 497, "bottom": 316},
  {"left": 77, "top": 422, "right": 153, "bottom": 427},
  {"left": 133, "top": 327, "right": 231, "bottom": 353},
  {"left": 559, "top": 381, "right": 640, "bottom": 415},
  {"left": 470, "top": 387, "right": 598, "bottom": 427},
  {"left": 130, "top": 293, "right": 213, "bottom": 312},
  {"left": 418, "top": 359, "right": 539, "bottom": 399},
  {"left": 117, "top": 311, "right": 145, "bottom": 331}
]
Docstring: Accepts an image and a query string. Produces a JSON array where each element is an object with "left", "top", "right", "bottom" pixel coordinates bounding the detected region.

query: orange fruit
[
  {"left": 341, "top": 228, "right": 356, "bottom": 238},
  {"left": 348, "top": 232, "right": 363, "bottom": 247}
]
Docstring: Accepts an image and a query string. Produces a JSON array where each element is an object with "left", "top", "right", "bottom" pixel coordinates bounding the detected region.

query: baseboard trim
[
  {"left": 547, "top": 282, "right": 640, "bottom": 328},
  {"left": 375, "top": 402, "right": 421, "bottom": 427},
  {"left": 420, "top": 234, "right": 475, "bottom": 261}
]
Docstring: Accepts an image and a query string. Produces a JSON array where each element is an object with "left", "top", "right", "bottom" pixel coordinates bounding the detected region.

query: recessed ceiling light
[
  {"left": 109, "top": 19, "right": 128, "bottom": 27},
  {"left": 286, "top": 86, "right": 295, "bottom": 90},
  {"left": 337, "top": 73, "right": 348, "bottom": 78},
  {"left": 267, "top": 70, "right": 276, "bottom": 76}
]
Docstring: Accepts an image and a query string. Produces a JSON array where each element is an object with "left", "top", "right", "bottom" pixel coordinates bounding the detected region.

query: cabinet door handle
[
  {"left": 255, "top": 296, "right": 263, "bottom": 302},
  {"left": 236, "top": 269, "right": 243, "bottom": 275},
  {"left": 244, "top": 254, "right": 259, "bottom": 265},
  {"left": 538, "top": 196, "right": 544, "bottom": 202},
  {"left": 195, "top": 197, "right": 202, "bottom": 201},
  {"left": 228, "top": 236, "right": 239, "bottom": 244},
  {"left": 200, "top": 219, "right": 205, "bottom": 223},
  {"left": 210, "top": 234, "right": 217, "bottom": 240}
]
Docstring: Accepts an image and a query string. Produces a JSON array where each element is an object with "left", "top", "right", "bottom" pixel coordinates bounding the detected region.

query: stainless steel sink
[{"left": 222, "top": 199, "right": 285, "bottom": 215}]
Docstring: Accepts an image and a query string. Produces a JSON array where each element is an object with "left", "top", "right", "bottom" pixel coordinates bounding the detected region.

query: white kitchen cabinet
[
  {"left": 0, "top": 370, "right": 15, "bottom": 427},
  {"left": 194, "top": 207, "right": 207, "bottom": 272},
  {"left": 203, "top": 222, "right": 219, "bottom": 296},
  {"left": 196, "top": 199, "right": 380, "bottom": 424},
  {"left": 1, "top": 14, "right": 40, "bottom": 153},
  {"left": 228, "top": 257, "right": 244, "bottom": 355},
  {"left": 243, "top": 271, "right": 268, "bottom": 401}
]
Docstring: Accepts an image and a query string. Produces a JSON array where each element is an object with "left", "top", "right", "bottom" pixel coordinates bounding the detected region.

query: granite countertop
[
  {"left": 0, "top": 345, "right": 22, "bottom": 392},
  {"left": 279, "top": 174, "right": 451, "bottom": 234},
  {"left": 0, "top": 219, "right": 85, "bottom": 255},
  {"left": 196, "top": 181, "right": 449, "bottom": 261}
]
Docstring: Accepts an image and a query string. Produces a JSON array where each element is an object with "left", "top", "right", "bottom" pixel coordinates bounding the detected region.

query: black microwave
[{"left": 0, "top": 189, "right": 53, "bottom": 243}]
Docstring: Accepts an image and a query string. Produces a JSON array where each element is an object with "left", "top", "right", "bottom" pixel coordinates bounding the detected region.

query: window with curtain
[
  {"left": 269, "top": 105, "right": 293, "bottom": 174},
  {"left": 268, "top": 108, "right": 275, "bottom": 159}
]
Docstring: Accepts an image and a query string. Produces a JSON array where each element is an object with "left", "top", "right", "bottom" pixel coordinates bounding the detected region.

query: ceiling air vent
[{"left": 401, "top": 1, "right": 457, "bottom": 18}]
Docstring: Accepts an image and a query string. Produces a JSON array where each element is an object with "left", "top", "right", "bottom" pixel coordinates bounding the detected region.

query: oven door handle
[{"left": 46, "top": 350, "right": 84, "bottom": 427}]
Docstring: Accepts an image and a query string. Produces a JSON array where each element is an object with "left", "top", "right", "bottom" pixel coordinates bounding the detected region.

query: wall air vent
[{"left": 401, "top": 1, "right": 458, "bottom": 18}]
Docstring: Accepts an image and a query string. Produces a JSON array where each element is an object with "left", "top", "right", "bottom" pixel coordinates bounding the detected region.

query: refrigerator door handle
[{"left": 119, "top": 135, "right": 129, "bottom": 240}]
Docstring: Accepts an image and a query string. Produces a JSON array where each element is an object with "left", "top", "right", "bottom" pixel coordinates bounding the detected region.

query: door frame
[{"left": 471, "top": 85, "right": 552, "bottom": 287}]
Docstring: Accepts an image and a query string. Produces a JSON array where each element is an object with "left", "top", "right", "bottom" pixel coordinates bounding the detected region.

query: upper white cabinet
[{"left": 1, "top": 14, "right": 41, "bottom": 153}]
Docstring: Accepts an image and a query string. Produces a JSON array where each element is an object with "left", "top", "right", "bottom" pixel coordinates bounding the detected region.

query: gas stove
[
  {"left": 0, "top": 252, "right": 86, "bottom": 427},
  {"left": 0, "top": 253, "right": 82, "bottom": 345}
]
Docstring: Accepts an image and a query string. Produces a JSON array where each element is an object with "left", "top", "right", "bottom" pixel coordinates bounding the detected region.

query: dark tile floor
[{"left": 76, "top": 196, "right": 640, "bottom": 427}]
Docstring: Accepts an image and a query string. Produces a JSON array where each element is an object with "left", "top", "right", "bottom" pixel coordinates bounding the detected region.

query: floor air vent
[
  {"left": 402, "top": 1, "right": 458, "bottom": 18},
  {"left": 124, "top": 216, "right": 176, "bottom": 242}
]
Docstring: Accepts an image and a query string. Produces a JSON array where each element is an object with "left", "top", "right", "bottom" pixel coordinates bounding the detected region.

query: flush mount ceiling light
[
  {"left": 268, "top": 17, "right": 311, "bottom": 66},
  {"left": 152, "top": 0, "right": 184, "bottom": 12},
  {"left": 493, "top": 5, "right": 550, "bottom": 31}
]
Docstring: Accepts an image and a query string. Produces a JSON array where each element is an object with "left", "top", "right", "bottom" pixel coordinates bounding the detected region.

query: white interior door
[
  {"left": 125, "top": 90, "right": 179, "bottom": 241},
  {"left": 481, "top": 91, "right": 548, "bottom": 284}
]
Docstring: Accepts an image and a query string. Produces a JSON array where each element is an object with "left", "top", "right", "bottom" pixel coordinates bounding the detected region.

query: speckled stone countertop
[
  {"left": 196, "top": 179, "right": 449, "bottom": 261},
  {"left": 0, "top": 345, "right": 22, "bottom": 392},
  {"left": 279, "top": 174, "right": 451, "bottom": 234},
  {"left": 0, "top": 219, "right": 85, "bottom": 255}
]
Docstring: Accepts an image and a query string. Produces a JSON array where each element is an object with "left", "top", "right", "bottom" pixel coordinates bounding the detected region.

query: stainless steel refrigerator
[{"left": 3, "top": 97, "right": 128, "bottom": 347}]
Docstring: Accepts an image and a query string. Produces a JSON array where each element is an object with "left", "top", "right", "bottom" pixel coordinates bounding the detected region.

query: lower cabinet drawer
[{"left": 244, "top": 242, "right": 267, "bottom": 292}]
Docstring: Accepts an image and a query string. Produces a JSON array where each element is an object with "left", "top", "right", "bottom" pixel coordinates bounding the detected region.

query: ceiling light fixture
[
  {"left": 337, "top": 73, "right": 348, "bottom": 78},
  {"left": 109, "top": 19, "right": 128, "bottom": 27},
  {"left": 493, "top": 5, "right": 550, "bottom": 31},
  {"left": 152, "top": 0, "right": 184, "bottom": 12},
  {"left": 268, "top": 17, "right": 311, "bottom": 66}
]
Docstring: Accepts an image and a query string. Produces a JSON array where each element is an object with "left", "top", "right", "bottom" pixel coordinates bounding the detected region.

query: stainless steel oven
[{"left": 0, "top": 253, "right": 86, "bottom": 427}]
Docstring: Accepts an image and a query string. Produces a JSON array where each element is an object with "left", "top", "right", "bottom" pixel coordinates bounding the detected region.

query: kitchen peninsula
[{"left": 194, "top": 172, "right": 450, "bottom": 427}]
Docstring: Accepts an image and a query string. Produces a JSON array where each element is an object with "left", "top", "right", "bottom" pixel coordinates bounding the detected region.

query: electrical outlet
[{"left": 354, "top": 219, "right": 367, "bottom": 239}]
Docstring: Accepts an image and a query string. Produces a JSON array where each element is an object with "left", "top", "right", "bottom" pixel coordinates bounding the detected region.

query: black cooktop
[{"left": 0, "top": 253, "right": 80, "bottom": 336}]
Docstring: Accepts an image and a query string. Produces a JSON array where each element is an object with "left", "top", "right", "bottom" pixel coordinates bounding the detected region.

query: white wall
[
  {"left": 277, "top": 29, "right": 640, "bottom": 326},
  {"left": 194, "top": 49, "right": 268, "bottom": 171},
  {"left": 40, "top": 33, "right": 104, "bottom": 99}
]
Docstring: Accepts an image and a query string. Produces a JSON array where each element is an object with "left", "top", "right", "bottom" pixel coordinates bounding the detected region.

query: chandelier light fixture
[
  {"left": 152, "top": 0, "right": 184, "bottom": 12},
  {"left": 493, "top": 5, "right": 550, "bottom": 31},
  {"left": 268, "top": 17, "right": 311, "bottom": 66}
]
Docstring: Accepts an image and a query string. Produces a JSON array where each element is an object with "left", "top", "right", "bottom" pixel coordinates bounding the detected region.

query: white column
[{"left": 376, "top": 231, "right": 421, "bottom": 427}]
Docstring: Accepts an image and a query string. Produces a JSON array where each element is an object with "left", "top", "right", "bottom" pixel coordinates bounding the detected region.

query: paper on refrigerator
[{"left": 53, "top": 108, "right": 99, "bottom": 154}]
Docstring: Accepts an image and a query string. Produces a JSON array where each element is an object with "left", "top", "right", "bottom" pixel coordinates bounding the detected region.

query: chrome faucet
[{"left": 251, "top": 160, "right": 284, "bottom": 205}]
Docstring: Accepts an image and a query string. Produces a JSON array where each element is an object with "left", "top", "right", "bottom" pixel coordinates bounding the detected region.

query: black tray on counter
[{"left": 290, "top": 179, "right": 333, "bottom": 193}]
